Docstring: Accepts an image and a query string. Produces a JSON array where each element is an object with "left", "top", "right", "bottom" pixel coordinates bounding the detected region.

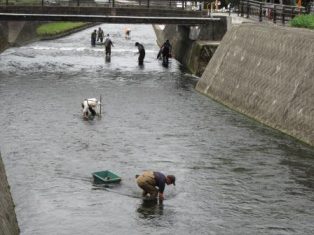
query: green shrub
[
  {"left": 289, "top": 14, "right": 314, "bottom": 30},
  {"left": 36, "top": 22, "right": 87, "bottom": 36}
]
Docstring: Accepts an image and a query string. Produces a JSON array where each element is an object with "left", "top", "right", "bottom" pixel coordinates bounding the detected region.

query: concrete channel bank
[
  {"left": 0, "top": 22, "right": 25, "bottom": 234},
  {"left": 196, "top": 23, "right": 314, "bottom": 146},
  {"left": 153, "top": 16, "right": 229, "bottom": 76},
  {"left": 155, "top": 19, "right": 314, "bottom": 147},
  {"left": 0, "top": 21, "right": 43, "bottom": 52},
  {"left": 0, "top": 153, "right": 19, "bottom": 235},
  {"left": 0, "top": 18, "right": 313, "bottom": 232}
]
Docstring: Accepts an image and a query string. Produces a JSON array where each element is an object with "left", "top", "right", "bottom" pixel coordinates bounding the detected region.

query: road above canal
[{"left": 0, "top": 24, "right": 314, "bottom": 235}]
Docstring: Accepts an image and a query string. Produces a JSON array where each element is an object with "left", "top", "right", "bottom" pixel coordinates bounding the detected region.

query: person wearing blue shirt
[{"left": 136, "top": 171, "right": 175, "bottom": 201}]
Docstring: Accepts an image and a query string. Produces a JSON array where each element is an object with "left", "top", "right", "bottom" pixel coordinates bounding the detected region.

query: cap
[
  {"left": 167, "top": 175, "right": 176, "bottom": 186},
  {"left": 135, "top": 42, "right": 139, "bottom": 46}
]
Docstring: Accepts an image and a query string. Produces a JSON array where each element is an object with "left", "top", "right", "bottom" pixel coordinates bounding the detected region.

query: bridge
[{"left": 0, "top": 0, "right": 219, "bottom": 25}]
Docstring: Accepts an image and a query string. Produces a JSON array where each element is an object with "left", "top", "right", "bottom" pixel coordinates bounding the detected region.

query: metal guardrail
[
  {"left": 0, "top": 0, "right": 206, "bottom": 9},
  {"left": 238, "top": 0, "right": 313, "bottom": 25},
  {"left": 0, "top": 1, "right": 218, "bottom": 23}
]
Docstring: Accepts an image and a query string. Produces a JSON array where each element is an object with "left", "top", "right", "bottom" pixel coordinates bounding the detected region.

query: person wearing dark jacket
[
  {"left": 136, "top": 171, "right": 176, "bottom": 201},
  {"left": 91, "top": 29, "right": 97, "bottom": 47},
  {"left": 104, "top": 34, "right": 114, "bottom": 56},
  {"left": 135, "top": 42, "right": 145, "bottom": 65},
  {"left": 97, "top": 27, "right": 104, "bottom": 43},
  {"left": 157, "top": 39, "right": 172, "bottom": 65}
]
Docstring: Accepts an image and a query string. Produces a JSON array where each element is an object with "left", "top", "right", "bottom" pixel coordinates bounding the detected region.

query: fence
[{"left": 238, "top": 0, "right": 313, "bottom": 25}]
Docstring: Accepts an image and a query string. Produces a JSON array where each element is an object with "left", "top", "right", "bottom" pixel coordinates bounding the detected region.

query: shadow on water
[
  {"left": 137, "top": 200, "right": 164, "bottom": 219},
  {"left": 138, "top": 63, "right": 144, "bottom": 69},
  {"left": 162, "top": 61, "right": 169, "bottom": 68},
  {"left": 105, "top": 55, "right": 111, "bottom": 63},
  {"left": 91, "top": 180, "right": 143, "bottom": 199},
  {"left": 279, "top": 142, "right": 314, "bottom": 192},
  {"left": 174, "top": 65, "right": 198, "bottom": 90}
]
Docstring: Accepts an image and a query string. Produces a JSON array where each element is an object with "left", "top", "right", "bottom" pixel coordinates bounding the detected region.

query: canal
[{"left": 0, "top": 24, "right": 314, "bottom": 235}]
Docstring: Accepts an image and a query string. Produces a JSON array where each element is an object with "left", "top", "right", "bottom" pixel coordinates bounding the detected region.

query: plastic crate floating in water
[{"left": 92, "top": 170, "right": 122, "bottom": 184}]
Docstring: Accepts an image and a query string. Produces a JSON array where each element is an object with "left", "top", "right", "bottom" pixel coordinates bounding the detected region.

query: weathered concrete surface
[
  {"left": 153, "top": 21, "right": 225, "bottom": 76},
  {"left": 196, "top": 24, "right": 314, "bottom": 146},
  {"left": 0, "top": 21, "right": 96, "bottom": 52},
  {"left": 0, "top": 22, "right": 9, "bottom": 52},
  {"left": 0, "top": 153, "right": 19, "bottom": 235},
  {"left": 7, "top": 21, "right": 27, "bottom": 45},
  {"left": 0, "top": 21, "right": 41, "bottom": 51}
]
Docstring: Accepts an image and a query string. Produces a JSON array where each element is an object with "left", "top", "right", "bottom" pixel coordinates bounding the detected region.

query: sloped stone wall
[
  {"left": 0, "top": 22, "right": 9, "bottom": 52},
  {"left": 153, "top": 25, "right": 220, "bottom": 76},
  {"left": 0, "top": 153, "right": 19, "bottom": 235},
  {"left": 0, "top": 21, "right": 40, "bottom": 52},
  {"left": 196, "top": 24, "right": 314, "bottom": 146}
]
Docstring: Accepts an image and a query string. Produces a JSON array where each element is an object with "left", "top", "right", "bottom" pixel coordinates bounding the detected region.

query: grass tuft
[
  {"left": 36, "top": 22, "right": 88, "bottom": 37},
  {"left": 289, "top": 14, "right": 314, "bottom": 30}
]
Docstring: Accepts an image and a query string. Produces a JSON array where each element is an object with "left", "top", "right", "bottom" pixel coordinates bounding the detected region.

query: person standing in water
[
  {"left": 135, "top": 42, "right": 145, "bottom": 65},
  {"left": 157, "top": 39, "right": 172, "bottom": 65},
  {"left": 97, "top": 27, "right": 104, "bottom": 43},
  {"left": 104, "top": 34, "right": 114, "bottom": 56},
  {"left": 91, "top": 29, "right": 97, "bottom": 47}
]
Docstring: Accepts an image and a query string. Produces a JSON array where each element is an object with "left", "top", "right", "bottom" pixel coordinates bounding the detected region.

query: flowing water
[{"left": 0, "top": 24, "right": 314, "bottom": 235}]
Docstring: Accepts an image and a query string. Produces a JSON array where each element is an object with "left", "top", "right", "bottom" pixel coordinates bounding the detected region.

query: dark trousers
[
  {"left": 106, "top": 46, "right": 111, "bottom": 56},
  {"left": 91, "top": 38, "right": 96, "bottom": 46},
  {"left": 138, "top": 51, "right": 145, "bottom": 65}
]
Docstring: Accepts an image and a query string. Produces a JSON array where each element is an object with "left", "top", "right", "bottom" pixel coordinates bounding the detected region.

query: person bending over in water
[
  {"left": 136, "top": 171, "right": 175, "bottom": 201},
  {"left": 124, "top": 27, "right": 131, "bottom": 39}
]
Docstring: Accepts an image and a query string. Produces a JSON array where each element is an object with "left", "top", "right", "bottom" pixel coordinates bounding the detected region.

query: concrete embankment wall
[
  {"left": 196, "top": 24, "right": 314, "bottom": 146},
  {"left": 0, "top": 21, "right": 96, "bottom": 53},
  {"left": 0, "top": 22, "right": 9, "bottom": 52},
  {"left": 0, "top": 21, "right": 42, "bottom": 52},
  {"left": 0, "top": 153, "right": 19, "bottom": 235},
  {"left": 153, "top": 17, "right": 228, "bottom": 76}
]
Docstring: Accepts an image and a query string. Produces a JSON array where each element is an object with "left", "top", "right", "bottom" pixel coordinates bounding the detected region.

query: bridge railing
[
  {"left": 0, "top": 0, "right": 206, "bottom": 10},
  {"left": 238, "top": 0, "right": 312, "bottom": 25}
]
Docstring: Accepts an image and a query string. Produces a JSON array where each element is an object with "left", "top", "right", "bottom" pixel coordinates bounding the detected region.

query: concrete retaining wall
[
  {"left": 0, "top": 21, "right": 42, "bottom": 52},
  {"left": 153, "top": 17, "right": 227, "bottom": 76},
  {"left": 0, "top": 22, "right": 9, "bottom": 52},
  {"left": 0, "top": 21, "right": 96, "bottom": 53},
  {"left": 0, "top": 153, "right": 19, "bottom": 235},
  {"left": 153, "top": 25, "right": 220, "bottom": 76},
  {"left": 196, "top": 24, "right": 314, "bottom": 146}
]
